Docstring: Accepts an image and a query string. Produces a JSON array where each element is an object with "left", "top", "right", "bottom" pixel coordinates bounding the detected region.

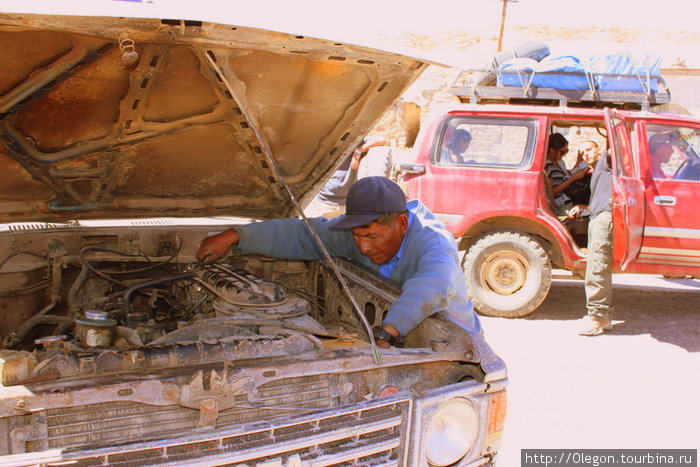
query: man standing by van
[{"left": 579, "top": 151, "right": 614, "bottom": 336}]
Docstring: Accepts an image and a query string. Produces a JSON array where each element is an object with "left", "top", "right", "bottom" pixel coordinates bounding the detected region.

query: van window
[
  {"left": 610, "top": 117, "right": 636, "bottom": 178},
  {"left": 435, "top": 118, "right": 535, "bottom": 168},
  {"left": 647, "top": 124, "right": 700, "bottom": 181}
]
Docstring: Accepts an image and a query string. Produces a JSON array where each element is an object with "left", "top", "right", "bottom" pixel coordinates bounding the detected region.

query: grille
[
  {"left": 129, "top": 219, "right": 174, "bottom": 226},
  {"left": 7, "top": 222, "right": 76, "bottom": 231},
  {"left": 44, "top": 375, "right": 334, "bottom": 451},
  {"left": 43, "top": 398, "right": 410, "bottom": 467}
]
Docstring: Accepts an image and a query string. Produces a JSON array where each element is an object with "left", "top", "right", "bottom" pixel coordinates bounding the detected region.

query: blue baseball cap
[{"left": 328, "top": 177, "right": 407, "bottom": 230}]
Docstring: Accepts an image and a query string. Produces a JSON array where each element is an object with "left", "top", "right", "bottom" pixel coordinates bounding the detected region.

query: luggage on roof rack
[{"left": 452, "top": 51, "right": 672, "bottom": 111}]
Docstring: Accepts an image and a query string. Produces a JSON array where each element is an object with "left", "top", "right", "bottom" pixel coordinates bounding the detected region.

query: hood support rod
[{"left": 203, "top": 52, "right": 381, "bottom": 364}]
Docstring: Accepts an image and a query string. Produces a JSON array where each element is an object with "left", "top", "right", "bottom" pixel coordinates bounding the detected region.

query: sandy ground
[{"left": 479, "top": 273, "right": 700, "bottom": 466}]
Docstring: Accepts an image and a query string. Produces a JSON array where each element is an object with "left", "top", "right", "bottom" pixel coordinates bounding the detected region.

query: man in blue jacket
[{"left": 197, "top": 176, "right": 480, "bottom": 347}]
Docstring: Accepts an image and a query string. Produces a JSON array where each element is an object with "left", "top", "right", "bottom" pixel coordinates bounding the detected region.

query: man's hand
[
  {"left": 376, "top": 340, "right": 391, "bottom": 349},
  {"left": 570, "top": 168, "right": 587, "bottom": 181},
  {"left": 375, "top": 324, "right": 400, "bottom": 349},
  {"left": 350, "top": 149, "right": 363, "bottom": 170},
  {"left": 196, "top": 229, "right": 239, "bottom": 263},
  {"left": 568, "top": 205, "right": 582, "bottom": 218}
]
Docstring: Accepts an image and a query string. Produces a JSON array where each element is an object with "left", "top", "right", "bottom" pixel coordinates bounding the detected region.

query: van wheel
[{"left": 463, "top": 231, "right": 551, "bottom": 318}]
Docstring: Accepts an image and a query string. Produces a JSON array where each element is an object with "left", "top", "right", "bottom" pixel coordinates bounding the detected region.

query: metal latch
[
  {"left": 653, "top": 195, "right": 676, "bottom": 206},
  {"left": 397, "top": 163, "right": 425, "bottom": 175}
]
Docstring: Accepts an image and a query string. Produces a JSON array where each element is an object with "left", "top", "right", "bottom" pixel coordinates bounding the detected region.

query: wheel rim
[{"left": 479, "top": 250, "right": 529, "bottom": 295}]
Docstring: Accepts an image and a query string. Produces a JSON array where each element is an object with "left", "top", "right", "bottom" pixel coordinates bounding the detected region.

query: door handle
[
  {"left": 396, "top": 163, "right": 425, "bottom": 175},
  {"left": 654, "top": 195, "right": 676, "bottom": 206}
]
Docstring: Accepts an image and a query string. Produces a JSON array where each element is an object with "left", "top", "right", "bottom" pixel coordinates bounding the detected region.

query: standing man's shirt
[
  {"left": 588, "top": 153, "right": 613, "bottom": 219},
  {"left": 234, "top": 200, "right": 480, "bottom": 337},
  {"left": 316, "top": 154, "right": 359, "bottom": 206}
]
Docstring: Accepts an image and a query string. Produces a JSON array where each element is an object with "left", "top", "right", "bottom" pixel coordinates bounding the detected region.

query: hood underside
[{"left": 0, "top": 12, "right": 426, "bottom": 223}]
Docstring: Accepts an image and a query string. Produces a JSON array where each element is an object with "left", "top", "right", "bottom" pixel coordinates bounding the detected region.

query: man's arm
[
  {"left": 382, "top": 236, "right": 468, "bottom": 338},
  {"left": 335, "top": 149, "right": 362, "bottom": 189},
  {"left": 197, "top": 218, "right": 359, "bottom": 263},
  {"left": 550, "top": 168, "right": 586, "bottom": 195}
]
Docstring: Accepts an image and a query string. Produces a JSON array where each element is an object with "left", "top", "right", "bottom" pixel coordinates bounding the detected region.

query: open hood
[{"left": 0, "top": 11, "right": 427, "bottom": 223}]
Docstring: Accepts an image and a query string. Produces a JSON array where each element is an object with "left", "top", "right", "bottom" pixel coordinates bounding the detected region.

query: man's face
[
  {"left": 653, "top": 144, "right": 674, "bottom": 163},
  {"left": 458, "top": 137, "right": 471, "bottom": 153},
  {"left": 582, "top": 143, "right": 600, "bottom": 165},
  {"left": 351, "top": 214, "right": 408, "bottom": 265}
]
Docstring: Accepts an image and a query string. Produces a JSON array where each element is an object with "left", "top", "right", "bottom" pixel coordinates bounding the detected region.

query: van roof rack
[{"left": 451, "top": 69, "right": 672, "bottom": 111}]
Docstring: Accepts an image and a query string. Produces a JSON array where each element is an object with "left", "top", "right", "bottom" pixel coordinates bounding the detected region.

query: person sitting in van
[
  {"left": 545, "top": 133, "right": 590, "bottom": 213},
  {"left": 441, "top": 128, "right": 472, "bottom": 164},
  {"left": 648, "top": 132, "right": 674, "bottom": 178}
]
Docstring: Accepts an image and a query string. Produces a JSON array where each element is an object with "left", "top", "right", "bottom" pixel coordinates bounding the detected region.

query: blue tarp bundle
[
  {"left": 591, "top": 53, "right": 662, "bottom": 92},
  {"left": 497, "top": 52, "right": 662, "bottom": 93}
]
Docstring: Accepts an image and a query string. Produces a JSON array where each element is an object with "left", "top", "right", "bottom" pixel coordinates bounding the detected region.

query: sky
[
  {"left": 7, "top": 0, "right": 700, "bottom": 35},
  {"left": 5, "top": 0, "right": 700, "bottom": 67},
  {"left": 497, "top": 0, "right": 700, "bottom": 31}
]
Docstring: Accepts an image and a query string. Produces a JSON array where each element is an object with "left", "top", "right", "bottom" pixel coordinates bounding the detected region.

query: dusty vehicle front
[{"left": 0, "top": 9, "right": 507, "bottom": 466}]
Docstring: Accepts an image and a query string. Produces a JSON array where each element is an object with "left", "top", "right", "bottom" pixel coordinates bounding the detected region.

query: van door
[
  {"left": 637, "top": 122, "right": 700, "bottom": 275},
  {"left": 603, "top": 108, "right": 644, "bottom": 270}
]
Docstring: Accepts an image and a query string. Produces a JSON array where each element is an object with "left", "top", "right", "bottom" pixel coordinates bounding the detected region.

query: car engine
[{"left": 0, "top": 227, "right": 361, "bottom": 385}]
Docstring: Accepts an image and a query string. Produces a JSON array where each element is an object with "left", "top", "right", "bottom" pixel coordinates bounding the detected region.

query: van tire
[{"left": 463, "top": 231, "right": 551, "bottom": 318}]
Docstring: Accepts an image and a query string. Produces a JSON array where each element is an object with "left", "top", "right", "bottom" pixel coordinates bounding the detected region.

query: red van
[{"left": 401, "top": 100, "right": 700, "bottom": 317}]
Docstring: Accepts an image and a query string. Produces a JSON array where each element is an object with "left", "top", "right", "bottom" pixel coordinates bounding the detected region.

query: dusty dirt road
[{"left": 478, "top": 272, "right": 700, "bottom": 466}]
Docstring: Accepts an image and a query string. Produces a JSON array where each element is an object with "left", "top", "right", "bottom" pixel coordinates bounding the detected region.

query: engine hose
[
  {"left": 3, "top": 314, "right": 74, "bottom": 349},
  {"left": 113, "top": 325, "right": 144, "bottom": 347},
  {"left": 122, "top": 271, "right": 197, "bottom": 317},
  {"left": 68, "top": 255, "right": 91, "bottom": 314}
]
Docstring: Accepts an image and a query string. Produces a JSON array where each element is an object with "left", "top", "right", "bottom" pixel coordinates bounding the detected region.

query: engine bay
[{"left": 0, "top": 225, "right": 385, "bottom": 385}]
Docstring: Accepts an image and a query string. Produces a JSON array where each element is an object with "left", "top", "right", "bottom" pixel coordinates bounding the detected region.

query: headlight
[{"left": 424, "top": 397, "right": 479, "bottom": 466}]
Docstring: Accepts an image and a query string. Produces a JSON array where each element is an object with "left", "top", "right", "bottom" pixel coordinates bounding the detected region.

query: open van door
[{"left": 604, "top": 108, "right": 645, "bottom": 270}]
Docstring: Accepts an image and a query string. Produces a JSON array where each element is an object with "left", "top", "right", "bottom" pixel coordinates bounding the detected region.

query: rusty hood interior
[{"left": 0, "top": 11, "right": 427, "bottom": 223}]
